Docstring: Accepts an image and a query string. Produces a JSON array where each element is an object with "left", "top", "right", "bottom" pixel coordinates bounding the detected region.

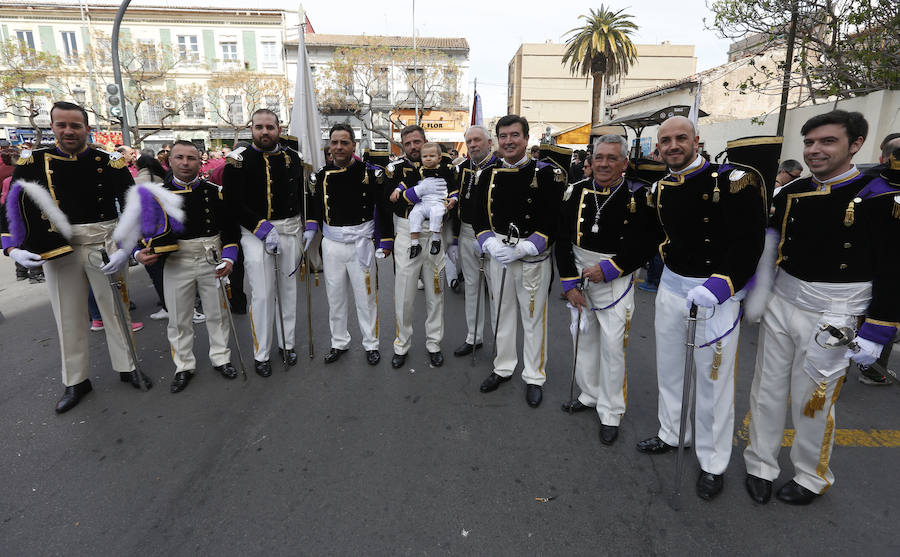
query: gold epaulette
[
  {"left": 107, "top": 153, "right": 127, "bottom": 169},
  {"left": 728, "top": 169, "right": 758, "bottom": 194},
  {"left": 16, "top": 150, "right": 34, "bottom": 166}
]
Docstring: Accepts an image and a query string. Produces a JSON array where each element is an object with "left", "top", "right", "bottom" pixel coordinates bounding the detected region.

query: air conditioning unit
[{"left": 163, "top": 99, "right": 176, "bottom": 110}]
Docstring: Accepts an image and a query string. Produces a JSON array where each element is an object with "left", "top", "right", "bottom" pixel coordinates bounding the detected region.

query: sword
[
  {"left": 670, "top": 303, "right": 699, "bottom": 511},
  {"left": 815, "top": 324, "right": 897, "bottom": 384},
  {"left": 491, "top": 223, "right": 520, "bottom": 359},
  {"left": 100, "top": 249, "right": 152, "bottom": 391},
  {"left": 568, "top": 277, "right": 588, "bottom": 414},
  {"left": 471, "top": 253, "right": 485, "bottom": 367},
  {"left": 208, "top": 248, "right": 248, "bottom": 381},
  {"left": 272, "top": 246, "right": 289, "bottom": 369},
  {"left": 300, "top": 168, "right": 315, "bottom": 359}
]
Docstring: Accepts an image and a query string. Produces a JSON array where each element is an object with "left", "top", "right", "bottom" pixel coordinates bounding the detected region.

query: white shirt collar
[
  {"left": 502, "top": 154, "right": 530, "bottom": 168},
  {"left": 668, "top": 154, "right": 704, "bottom": 176}
]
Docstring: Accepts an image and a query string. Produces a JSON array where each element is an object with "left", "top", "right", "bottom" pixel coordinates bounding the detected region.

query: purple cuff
[
  {"left": 1, "top": 235, "right": 15, "bottom": 251},
  {"left": 305, "top": 221, "right": 319, "bottom": 232},
  {"left": 221, "top": 245, "right": 239, "bottom": 262},
  {"left": 525, "top": 233, "right": 547, "bottom": 253},
  {"left": 254, "top": 220, "right": 274, "bottom": 241},
  {"left": 477, "top": 231, "right": 496, "bottom": 249},
  {"left": 599, "top": 260, "right": 621, "bottom": 282},
  {"left": 561, "top": 278, "right": 581, "bottom": 293},
  {"left": 858, "top": 322, "right": 898, "bottom": 345},
  {"left": 379, "top": 239, "right": 394, "bottom": 251},
  {"left": 449, "top": 191, "right": 459, "bottom": 199},
  {"left": 702, "top": 276, "right": 733, "bottom": 304},
  {"left": 403, "top": 187, "right": 421, "bottom": 204}
]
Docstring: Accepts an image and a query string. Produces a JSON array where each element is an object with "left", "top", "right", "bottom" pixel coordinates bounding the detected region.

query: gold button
[
  {"left": 783, "top": 255, "right": 790, "bottom": 261},
  {"left": 525, "top": 215, "right": 530, "bottom": 219},
  {"left": 205, "top": 208, "right": 210, "bottom": 213},
  {"left": 47, "top": 170, "right": 54, "bottom": 175},
  {"left": 581, "top": 204, "right": 586, "bottom": 209},
  {"left": 843, "top": 242, "right": 852, "bottom": 248},
  {"left": 839, "top": 263, "right": 848, "bottom": 270},
  {"left": 704, "top": 238, "right": 711, "bottom": 243},
  {"left": 95, "top": 156, "right": 101, "bottom": 161},
  {"left": 702, "top": 193, "right": 709, "bottom": 200},
  {"left": 527, "top": 199, "right": 533, "bottom": 203},
  {"left": 703, "top": 217, "right": 709, "bottom": 223},
  {"left": 623, "top": 220, "right": 629, "bottom": 225},
  {"left": 711, "top": 172, "right": 719, "bottom": 178},
  {"left": 97, "top": 168, "right": 103, "bottom": 173}
]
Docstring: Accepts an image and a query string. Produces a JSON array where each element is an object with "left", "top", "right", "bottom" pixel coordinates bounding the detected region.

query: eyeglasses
[{"left": 788, "top": 172, "right": 801, "bottom": 179}]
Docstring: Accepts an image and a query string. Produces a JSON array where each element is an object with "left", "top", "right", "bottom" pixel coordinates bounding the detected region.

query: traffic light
[{"left": 106, "top": 83, "right": 122, "bottom": 118}]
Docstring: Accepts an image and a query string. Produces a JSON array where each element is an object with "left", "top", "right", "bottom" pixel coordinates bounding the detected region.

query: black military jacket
[
  {"left": 385, "top": 156, "right": 456, "bottom": 219},
  {"left": 221, "top": 145, "right": 302, "bottom": 235},
  {"left": 166, "top": 177, "right": 239, "bottom": 247},
  {"left": 453, "top": 153, "right": 500, "bottom": 233},
  {"left": 472, "top": 157, "right": 565, "bottom": 253},
  {"left": 652, "top": 158, "right": 767, "bottom": 296},
  {"left": 309, "top": 158, "right": 394, "bottom": 246},
  {"left": 771, "top": 170, "right": 900, "bottom": 342},
  {"left": 556, "top": 177, "right": 659, "bottom": 291}
]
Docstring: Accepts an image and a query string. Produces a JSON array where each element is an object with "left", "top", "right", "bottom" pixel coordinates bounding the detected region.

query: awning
[{"left": 605, "top": 105, "right": 707, "bottom": 128}]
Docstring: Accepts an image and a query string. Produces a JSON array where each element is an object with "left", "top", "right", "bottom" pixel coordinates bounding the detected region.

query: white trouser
[
  {"left": 573, "top": 257, "right": 634, "bottom": 426},
  {"left": 744, "top": 293, "right": 847, "bottom": 494},
  {"left": 162, "top": 236, "right": 231, "bottom": 372},
  {"left": 489, "top": 252, "right": 552, "bottom": 386},
  {"left": 408, "top": 199, "right": 445, "bottom": 234},
  {"left": 44, "top": 221, "right": 134, "bottom": 386},
  {"left": 322, "top": 236, "right": 379, "bottom": 351},
  {"left": 393, "top": 215, "right": 444, "bottom": 354},
  {"left": 458, "top": 222, "right": 494, "bottom": 345},
  {"left": 241, "top": 216, "right": 300, "bottom": 361},
  {"left": 654, "top": 280, "right": 740, "bottom": 475}
]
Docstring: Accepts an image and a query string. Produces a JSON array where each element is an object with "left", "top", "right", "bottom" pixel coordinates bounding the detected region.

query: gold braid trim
[
  {"left": 623, "top": 308, "right": 631, "bottom": 348},
  {"left": 365, "top": 269, "right": 371, "bottom": 295},
  {"left": 711, "top": 340, "right": 722, "bottom": 380},
  {"left": 433, "top": 266, "right": 441, "bottom": 295},
  {"left": 108, "top": 156, "right": 127, "bottom": 169},
  {"left": 804, "top": 381, "right": 828, "bottom": 418},
  {"left": 728, "top": 173, "right": 756, "bottom": 194}
]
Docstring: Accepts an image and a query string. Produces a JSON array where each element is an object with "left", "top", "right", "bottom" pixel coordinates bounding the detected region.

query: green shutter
[
  {"left": 121, "top": 28, "right": 131, "bottom": 43},
  {"left": 203, "top": 29, "right": 215, "bottom": 70},
  {"left": 1, "top": 25, "right": 9, "bottom": 41},
  {"left": 160, "top": 29, "right": 171, "bottom": 46},
  {"left": 38, "top": 26, "right": 56, "bottom": 55},
  {"left": 242, "top": 30, "right": 256, "bottom": 70}
]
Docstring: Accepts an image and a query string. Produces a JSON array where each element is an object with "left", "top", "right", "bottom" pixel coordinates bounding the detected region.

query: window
[
  {"left": 184, "top": 97, "right": 204, "bottom": 119},
  {"left": 61, "top": 31, "right": 78, "bottom": 61},
  {"left": 144, "top": 99, "right": 165, "bottom": 123},
  {"left": 225, "top": 95, "right": 243, "bottom": 123},
  {"left": 373, "top": 67, "right": 389, "bottom": 99},
  {"left": 261, "top": 41, "right": 278, "bottom": 66},
  {"left": 177, "top": 35, "right": 199, "bottom": 63},
  {"left": 139, "top": 40, "right": 158, "bottom": 71},
  {"left": 221, "top": 42, "right": 238, "bottom": 62},
  {"left": 265, "top": 96, "right": 280, "bottom": 116},
  {"left": 16, "top": 30, "right": 35, "bottom": 50}
]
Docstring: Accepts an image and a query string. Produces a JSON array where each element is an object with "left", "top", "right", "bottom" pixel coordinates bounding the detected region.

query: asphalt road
[{"left": 0, "top": 255, "right": 897, "bottom": 556}]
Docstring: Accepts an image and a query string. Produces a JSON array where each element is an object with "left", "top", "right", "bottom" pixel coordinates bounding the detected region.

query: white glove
[
  {"left": 482, "top": 236, "right": 502, "bottom": 257},
  {"left": 375, "top": 248, "right": 387, "bottom": 259},
  {"left": 10, "top": 248, "right": 44, "bottom": 268},
  {"left": 685, "top": 285, "right": 718, "bottom": 309},
  {"left": 567, "top": 303, "right": 590, "bottom": 338},
  {"left": 265, "top": 228, "right": 280, "bottom": 254},
  {"left": 215, "top": 261, "right": 227, "bottom": 271},
  {"left": 302, "top": 229, "right": 316, "bottom": 251},
  {"left": 447, "top": 244, "right": 459, "bottom": 266},
  {"left": 493, "top": 245, "right": 520, "bottom": 265},
  {"left": 473, "top": 238, "right": 483, "bottom": 257},
  {"left": 100, "top": 249, "right": 130, "bottom": 276},
  {"left": 846, "top": 337, "right": 883, "bottom": 367},
  {"left": 413, "top": 177, "right": 448, "bottom": 198},
  {"left": 514, "top": 240, "right": 538, "bottom": 258}
]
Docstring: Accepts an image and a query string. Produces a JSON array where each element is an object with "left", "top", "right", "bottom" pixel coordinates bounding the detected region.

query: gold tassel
[
  {"left": 225, "top": 282, "right": 232, "bottom": 300},
  {"left": 433, "top": 268, "right": 441, "bottom": 294},
  {"left": 365, "top": 269, "right": 371, "bottom": 295},
  {"left": 803, "top": 381, "right": 828, "bottom": 418},
  {"left": 712, "top": 184, "right": 720, "bottom": 203},
  {"left": 623, "top": 309, "right": 631, "bottom": 348},
  {"left": 529, "top": 291, "right": 535, "bottom": 318},
  {"left": 299, "top": 258, "right": 307, "bottom": 282},
  {"left": 314, "top": 269, "right": 319, "bottom": 287},
  {"left": 629, "top": 194, "right": 636, "bottom": 214},
  {"left": 711, "top": 340, "right": 722, "bottom": 380},
  {"left": 892, "top": 199, "right": 900, "bottom": 219},
  {"left": 729, "top": 173, "right": 753, "bottom": 193},
  {"left": 843, "top": 201, "right": 855, "bottom": 227},
  {"left": 646, "top": 190, "right": 655, "bottom": 207},
  {"left": 121, "top": 282, "right": 130, "bottom": 305}
]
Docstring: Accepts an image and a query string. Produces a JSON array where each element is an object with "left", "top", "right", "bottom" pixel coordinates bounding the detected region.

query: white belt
[
  {"left": 774, "top": 269, "right": 871, "bottom": 316},
  {"left": 323, "top": 221, "right": 375, "bottom": 268},
  {"left": 69, "top": 219, "right": 117, "bottom": 245}
]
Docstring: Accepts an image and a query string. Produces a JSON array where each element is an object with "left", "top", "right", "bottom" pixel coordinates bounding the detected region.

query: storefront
[{"left": 391, "top": 109, "right": 468, "bottom": 156}]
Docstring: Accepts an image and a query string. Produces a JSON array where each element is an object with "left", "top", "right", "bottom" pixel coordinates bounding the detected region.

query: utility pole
[
  {"left": 412, "top": 0, "right": 419, "bottom": 125},
  {"left": 776, "top": 2, "right": 798, "bottom": 137},
  {"left": 111, "top": 0, "right": 133, "bottom": 145}
]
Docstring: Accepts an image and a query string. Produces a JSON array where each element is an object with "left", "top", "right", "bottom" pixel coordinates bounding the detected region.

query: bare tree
[
  {"left": 0, "top": 39, "right": 62, "bottom": 145},
  {"left": 206, "top": 68, "right": 293, "bottom": 145}
]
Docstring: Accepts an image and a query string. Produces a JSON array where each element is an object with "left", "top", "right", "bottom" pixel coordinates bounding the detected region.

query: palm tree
[{"left": 562, "top": 6, "right": 638, "bottom": 128}]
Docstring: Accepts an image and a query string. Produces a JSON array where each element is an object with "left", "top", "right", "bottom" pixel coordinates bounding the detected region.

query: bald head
[{"left": 657, "top": 116, "right": 700, "bottom": 171}]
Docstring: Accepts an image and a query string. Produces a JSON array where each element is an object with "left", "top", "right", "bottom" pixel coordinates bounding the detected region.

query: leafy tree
[
  {"left": 708, "top": 0, "right": 900, "bottom": 105},
  {"left": 0, "top": 39, "right": 62, "bottom": 145},
  {"left": 562, "top": 5, "right": 639, "bottom": 127}
]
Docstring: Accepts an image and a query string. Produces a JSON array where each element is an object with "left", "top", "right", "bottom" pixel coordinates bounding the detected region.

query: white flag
[
  {"left": 688, "top": 82, "right": 702, "bottom": 128},
  {"left": 290, "top": 7, "right": 324, "bottom": 172}
]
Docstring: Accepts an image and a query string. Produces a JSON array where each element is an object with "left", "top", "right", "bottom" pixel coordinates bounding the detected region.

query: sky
[{"left": 100, "top": 0, "right": 735, "bottom": 118}]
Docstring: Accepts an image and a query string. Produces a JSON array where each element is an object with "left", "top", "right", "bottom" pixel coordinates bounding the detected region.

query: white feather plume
[
  {"left": 743, "top": 230, "right": 780, "bottom": 323},
  {"left": 113, "top": 182, "right": 185, "bottom": 252},
  {"left": 16, "top": 180, "right": 73, "bottom": 239}
]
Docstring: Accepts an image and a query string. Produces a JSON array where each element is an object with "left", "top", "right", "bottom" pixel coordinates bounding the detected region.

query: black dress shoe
[
  {"left": 599, "top": 424, "right": 619, "bottom": 445},
  {"left": 480, "top": 372, "right": 511, "bottom": 392},
  {"left": 636, "top": 436, "right": 678, "bottom": 454},
  {"left": 391, "top": 352, "right": 407, "bottom": 369},
  {"left": 255, "top": 359, "right": 272, "bottom": 377},
  {"left": 526, "top": 384, "right": 543, "bottom": 407},
  {"left": 214, "top": 362, "right": 238, "bottom": 379},
  {"left": 409, "top": 244, "right": 422, "bottom": 258},
  {"left": 278, "top": 348, "right": 298, "bottom": 366},
  {"left": 170, "top": 371, "right": 194, "bottom": 393},
  {"left": 561, "top": 399, "right": 591, "bottom": 413},
  {"left": 776, "top": 480, "right": 819, "bottom": 505},
  {"left": 745, "top": 473, "right": 773, "bottom": 504},
  {"left": 428, "top": 350, "right": 444, "bottom": 367},
  {"left": 453, "top": 342, "right": 483, "bottom": 357},
  {"left": 697, "top": 471, "right": 724, "bottom": 500},
  {"left": 366, "top": 350, "right": 381, "bottom": 365},
  {"left": 122, "top": 370, "right": 153, "bottom": 390},
  {"left": 324, "top": 348, "right": 348, "bottom": 364},
  {"left": 55, "top": 380, "right": 92, "bottom": 414},
  {"left": 430, "top": 239, "right": 441, "bottom": 255}
]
